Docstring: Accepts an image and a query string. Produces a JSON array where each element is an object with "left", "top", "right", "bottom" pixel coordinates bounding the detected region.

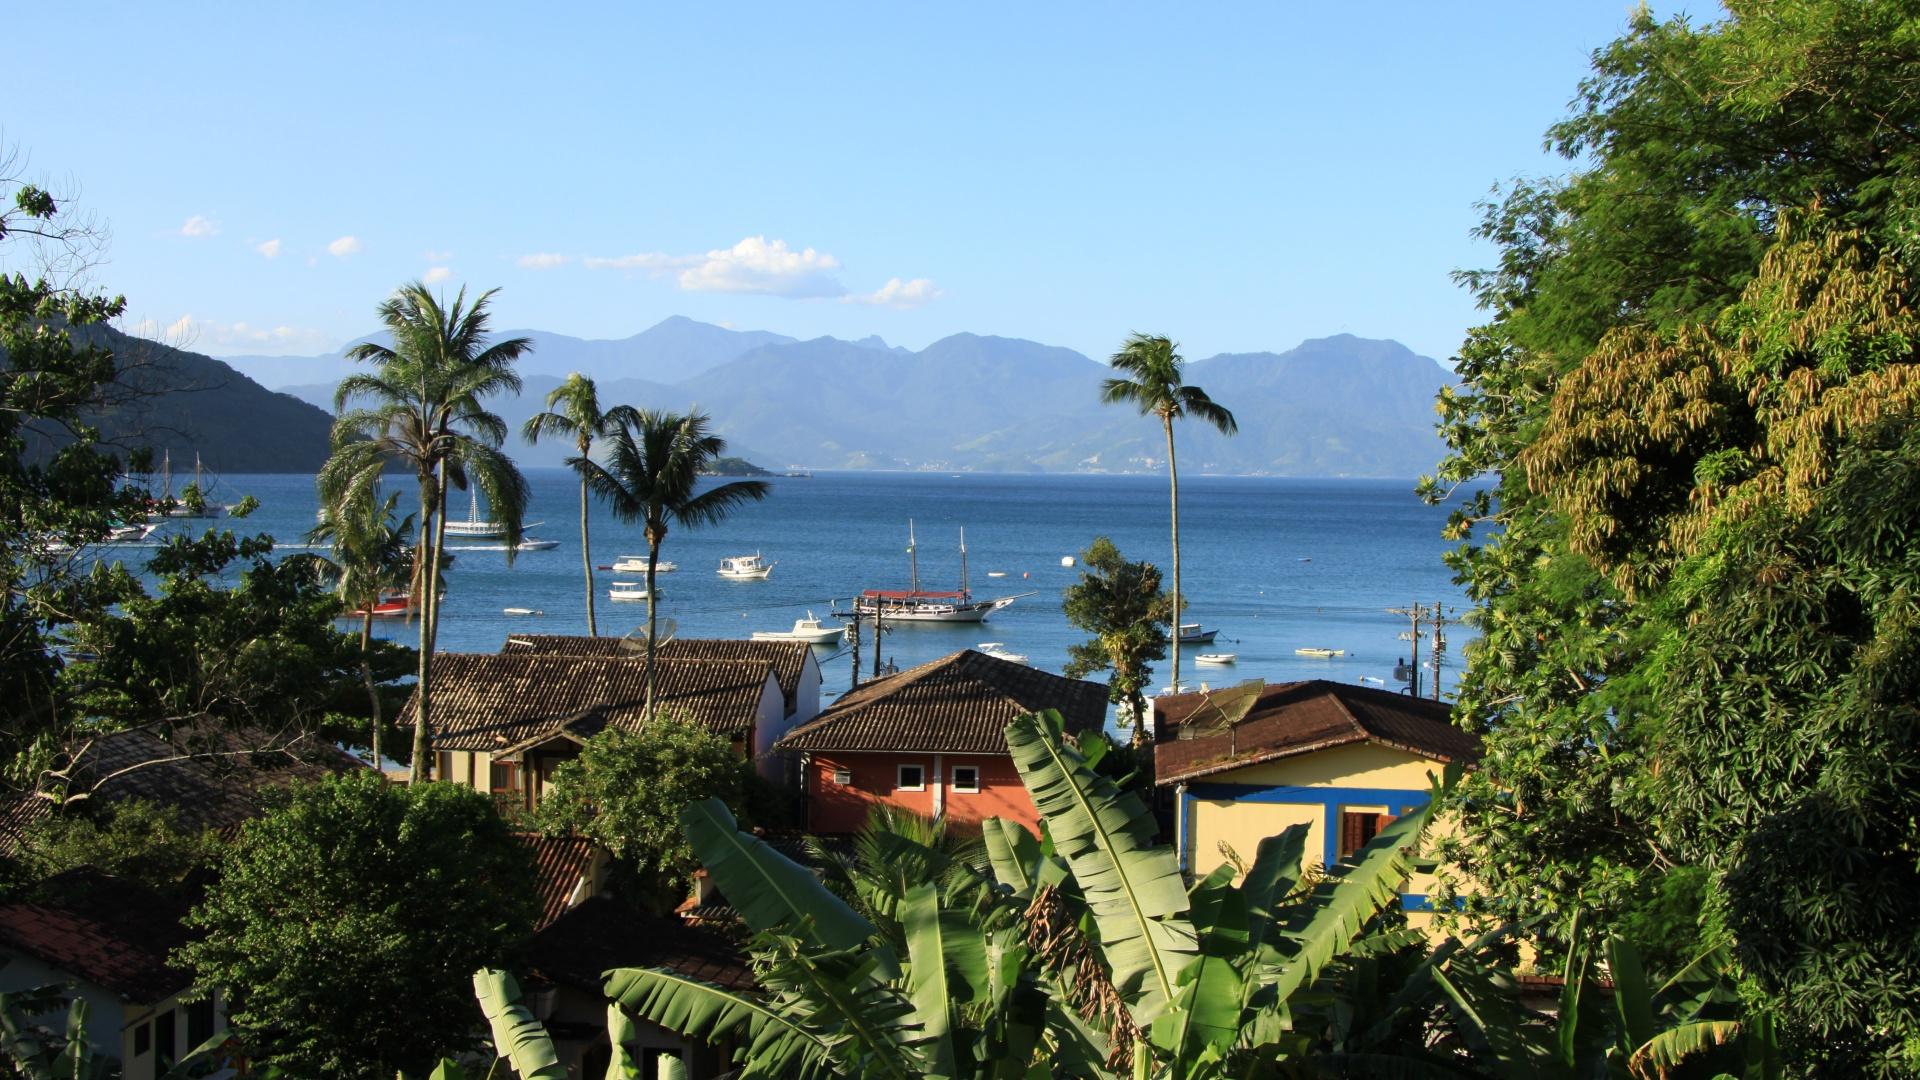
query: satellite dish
[{"left": 617, "top": 619, "right": 678, "bottom": 654}]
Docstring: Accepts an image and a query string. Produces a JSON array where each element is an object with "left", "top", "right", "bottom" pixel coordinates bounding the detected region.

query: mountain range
[{"left": 222, "top": 317, "right": 1458, "bottom": 476}]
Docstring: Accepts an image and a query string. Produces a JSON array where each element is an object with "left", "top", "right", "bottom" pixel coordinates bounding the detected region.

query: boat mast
[
  {"left": 959, "top": 526, "right": 969, "bottom": 598},
  {"left": 160, "top": 449, "right": 171, "bottom": 500},
  {"left": 469, "top": 487, "right": 481, "bottom": 525},
  {"left": 908, "top": 519, "right": 919, "bottom": 595}
]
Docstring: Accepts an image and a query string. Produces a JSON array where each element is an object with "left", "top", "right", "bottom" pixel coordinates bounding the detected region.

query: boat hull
[{"left": 1177, "top": 630, "right": 1218, "bottom": 644}]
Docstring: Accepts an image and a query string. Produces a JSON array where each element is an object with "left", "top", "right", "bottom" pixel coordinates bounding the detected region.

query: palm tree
[
  {"left": 522, "top": 373, "right": 617, "bottom": 637},
  {"left": 317, "top": 282, "right": 531, "bottom": 783},
  {"left": 305, "top": 490, "right": 414, "bottom": 765},
  {"left": 1099, "top": 333, "right": 1236, "bottom": 694},
  {"left": 575, "top": 409, "right": 769, "bottom": 713}
]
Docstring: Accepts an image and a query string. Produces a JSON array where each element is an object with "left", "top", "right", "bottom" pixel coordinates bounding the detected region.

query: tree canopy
[{"left": 1060, "top": 536, "right": 1171, "bottom": 725}]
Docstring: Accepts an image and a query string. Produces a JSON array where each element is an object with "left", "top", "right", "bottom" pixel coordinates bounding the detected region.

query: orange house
[{"left": 775, "top": 650, "right": 1108, "bottom": 834}]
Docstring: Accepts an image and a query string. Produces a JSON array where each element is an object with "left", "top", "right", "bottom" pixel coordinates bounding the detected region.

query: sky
[{"left": 2, "top": 3, "right": 1693, "bottom": 366}]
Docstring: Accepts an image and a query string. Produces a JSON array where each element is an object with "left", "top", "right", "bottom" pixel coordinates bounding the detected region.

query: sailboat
[
  {"left": 853, "top": 522, "right": 1030, "bottom": 624},
  {"left": 443, "top": 487, "right": 543, "bottom": 541},
  {"left": 166, "top": 452, "right": 226, "bottom": 519}
]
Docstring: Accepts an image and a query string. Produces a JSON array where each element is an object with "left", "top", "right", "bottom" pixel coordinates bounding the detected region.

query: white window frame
[
  {"left": 896, "top": 763, "right": 926, "bottom": 791},
  {"left": 950, "top": 765, "right": 981, "bottom": 794}
]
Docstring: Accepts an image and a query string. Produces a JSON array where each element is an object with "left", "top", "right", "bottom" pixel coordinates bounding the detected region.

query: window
[
  {"left": 154, "top": 1008, "right": 176, "bottom": 1069},
  {"left": 951, "top": 765, "right": 980, "bottom": 794},
  {"left": 1337, "top": 811, "right": 1393, "bottom": 859},
  {"left": 187, "top": 995, "right": 216, "bottom": 1047},
  {"left": 490, "top": 760, "right": 519, "bottom": 793},
  {"left": 896, "top": 764, "right": 925, "bottom": 791},
  {"left": 134, "top": 1022, "right": 151, "bottom": 1057}
]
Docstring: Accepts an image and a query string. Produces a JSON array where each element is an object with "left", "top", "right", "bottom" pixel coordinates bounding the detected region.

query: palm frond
[{"left": 605, "top": 966, "right": 840, "bottom": 1080}]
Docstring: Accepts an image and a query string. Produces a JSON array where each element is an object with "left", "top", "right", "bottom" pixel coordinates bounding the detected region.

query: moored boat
[
  {"left": 348, "top": 593, "right": 412, "bottom": 619},
  {"left": 1177, "top": 623, "right": 1219, "bottom": 644},
  {"left": 976, "top": 642, "right": 1030, "bottom": 665},
  {"left": 444, "top": 488, "right": 541, "bottom": 539},
  {"left": 611, "top": 556, "right": 675, "bottom": 573},
  {"left": 853, "top": 522, "right": 1027, "bottom": 624},
  {"left": 608, "top": 582, "right": 651, "bottom": 601},
  {"left": 1294, "top": 647, "right": 1344, "bottom": 658},
  {"left": 1195, "top": 652, "right": 1236, "bottom": 665},
  {"left": 751, "top": 612, "right": 846, "bottom": 644},
  {"left": 717, "top": 554, "right": 774, "bottom": 580}
]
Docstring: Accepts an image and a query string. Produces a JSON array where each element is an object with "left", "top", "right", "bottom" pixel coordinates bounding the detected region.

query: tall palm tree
[
  {"left": 1100, "top": 333, "right": 1236, "bottom": 694},
  {"left": 317, "top": 282, "right": 531, "bottom": 783},
  {"left": 522, "top": 373, "right": 617, "bottom": 637},
  {"left": 575, "top": 409, "right": 770, "bottom": 713},
  {"left": 305, "top": 490, "right": 414, "bottom": 765}
]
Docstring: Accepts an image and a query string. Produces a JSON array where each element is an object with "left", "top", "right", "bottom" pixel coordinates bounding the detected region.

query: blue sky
[{"left": 3, "top": 3, "right": 1682, "bottom": 365}]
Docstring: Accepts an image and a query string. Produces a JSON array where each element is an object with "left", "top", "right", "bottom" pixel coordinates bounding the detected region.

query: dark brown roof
[
  {"left": 503, "top": 635, "right": 813, "bottom": 713},
  {"left": 528, "top": 895, "right": 753, "bottom": 992},
  {"left": 774, "top": 650, "right": 1108, "bottom": 755},
  {"left": 412, "top": 653, "right": 773, "bottom": 752},
  {"left": 0, "top": 726, "right": 366, "bottom": 857},
  {"left": 0, "top": 870, "right": 193, "bottom": 1002},
  {"left": 1152, "top": 679, "right": 1478, "bottom": 785},
  {"left": 515, "top": 833, "right": 599, "bottom": 930}
]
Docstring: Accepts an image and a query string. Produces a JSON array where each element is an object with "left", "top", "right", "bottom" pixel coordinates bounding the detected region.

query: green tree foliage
[
  {"left": 572, "top": 409, "right": 770, "bottom": 712},
  {"left": 303, "top": 490, "right": 419, "bottom": 763},
  {"left": 179, "top": 771, "right": 538, "bottom": 1078},
  {"left": 1428, "top": 3, "right": 1920, "bottom": 1072},
  {"left": 318, "top": 282, "right": 531, "bottom": 783},
  {"left": 15, "top": 800, "right": 223, "bottom": 898},
  {"left": 1099, "top": 334, "right": 1236, "bottom": 693},
  {"left": 522, "top": 372, "right": 620, "bottom": 638},
  {"left": 1060, "top": 537, "right": 1172, "bottom": 725},
  {"left": 532, "top": 716, "right": 757, "bottom": 901}
]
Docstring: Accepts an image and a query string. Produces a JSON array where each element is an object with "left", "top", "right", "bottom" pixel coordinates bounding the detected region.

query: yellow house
[{"left": 1150, "top": 679, "right": 1477, "bottom": 919}]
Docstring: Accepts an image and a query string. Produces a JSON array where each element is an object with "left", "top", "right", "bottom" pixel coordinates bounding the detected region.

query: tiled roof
[
  {"left": 502, "top": 635, "right": 813, "bottom": 713},
  {"left": 410, "top": 653, "right": 772, "bottom": 752},
  {"left": 528, "top": 895, "right": 753, "bottom": 992},
  {"left": 1152, "top": 679, "right": 1478, "bottom": 785},
  {"left": 774, "top": 650, "right": 1107, "bottom": 755},
  {"left": 515, "top": 833, "right": 599, "bottom": 930},
  {"left": 0, "top": 726, "right": 366, "bottom": 857},
  {"left": 0, "top": 870, "right": 193, "bottom": 1002}
]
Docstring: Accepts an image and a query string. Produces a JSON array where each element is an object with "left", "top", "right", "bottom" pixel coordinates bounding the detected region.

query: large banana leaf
[
  {"left": 606, "top": 966, "right": 839, "bottom": 1080},
  {"left": 680, "top": 798, "right": 873, "bottom": 951},
  {"left": 1627, "top": 1020, "right": 1743, "bottom": 1079},
  {"left": 751, "top": 933, "right": 927, "bottom": 1080},
  {"left": 605, "top": 1004, "right": 642, "bottom": 1079},
  {"left": 1239, "top": 824, "right": 1309, "bottom": 954},
  {"left": 1149, "top": 864, "right": 1248, "bottom": 1068},
  {"left": 473, "top": 969, "right": 566, "bottom": 1080},
  {"left": 982, "top": 818, "right": 1041, "bottom": 899},
  {"left": 1005, "top": 710, "right": 1197, "bottom": 1025},
  {"left": 903, "top": 881, "right": 989, "bottom": 1078},
  {"left": 1263, "top": 798, "right": 1435, "bottom": 1009}
]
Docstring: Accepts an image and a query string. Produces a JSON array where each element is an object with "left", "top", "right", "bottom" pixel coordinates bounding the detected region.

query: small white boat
[
  {"left": 446, "top": 537, "right": 560, "bottom": 552},
  {"left": 608, "top": 582, "right": 651, "bottom": 601},
  {"left": 977, "top": 642, "right": 1030, "bottom": 665},
  {"left": 502, "top": 607, "right": 542, "bottom": 617},
  {"left": 610, "top": 556, "right": 675, "bottom": 573},
  {"left": 717, "top": 553, "right": 774, "bottom": 580},
  {"left": 986, "top": 571, "right": 1008, "bottom": 578},
  {"left": 1295, "top": 647, "right": 1345, "bottom": 659},
  {"left": 519, "top": 538, "right": 560, "bottom": 551},
  {"left": 107, "top": 522, "right": 158, "bottom": 543},
  {"left": 1195, "top": 653, "right": 1236, "bottom": 665},
  {"left": 752, "top": 612, "right": 846, "bottom": 645},
  {"left": 1177, "top": 623, "right": 1218, "bottom": 644},
  {"left": 1359, "top": 676, "right": 1385, "bottom": 686}
]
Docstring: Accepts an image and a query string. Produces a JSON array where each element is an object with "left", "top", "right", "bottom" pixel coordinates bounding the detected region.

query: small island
[{"left": 700, "top": 455, "right": 775, "bottom": 477}]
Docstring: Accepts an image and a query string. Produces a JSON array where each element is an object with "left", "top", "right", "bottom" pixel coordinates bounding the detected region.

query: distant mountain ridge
[{"left": 221, "top": 320, "right": 1458, "bottom": 477}]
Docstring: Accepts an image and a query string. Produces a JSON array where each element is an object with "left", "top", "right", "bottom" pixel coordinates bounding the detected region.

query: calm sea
[{"left": 132, "top": 470, "right": 1474, "bottom": 704}]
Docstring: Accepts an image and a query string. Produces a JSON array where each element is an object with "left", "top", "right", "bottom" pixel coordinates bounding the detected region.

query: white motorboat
[
  {"left": 1195, "top": 653, "right": 1236, "bottom": 665},
  {"left": 107, "top": 522, "right": 158, "bottom": 543},
  {"left": 752, "top": 612, "right": 846, "bottom": 645},
  {"left": 502, "top": 607, "right": 542, "bottom": 617},
  {"left": 853, "top": 523, "right": 1028, "bottom": 623},
  {"left": 1295, "top": 647, "right": 1345, "bottom": 658},
  {"left": 446, "top": 537, "right": 560, "bottom": 552},
  {"left": 608, "top": 582, "right": 651, "bottom": 601},
  {"left": 1177, "top": 623, "right": 1219, "bottom": 644},
  {"left": 611, "top": 556, "right": 674, "bottom": 573},
  {"left": 976, "top": 642, "right": 1030, "bottom": 665},
  {"left": 986, "top": 570, "right": 1008, "bottom": 578},
  {"left": 717, "top": 553, "right": 774, "bottom": 580}
]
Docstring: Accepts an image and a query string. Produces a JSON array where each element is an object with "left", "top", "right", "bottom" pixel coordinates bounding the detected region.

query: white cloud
[
  {"left": 179, "top": 215, "right": 220, "bottom": 238},
  {"left": 847, "top": 277, "right": 942, "bottom": 309},
  {"left": 517, "top": 252, "right": 571, "bottom": 270},
  {"left": 255, "top": 238, "right": 282, "bottom": 259},
  {"left": 422, "top": 266, "right": 454, "bottom": 284},
  {"left": 128, "top": 313, "right": 334, "bottom": 354},
  {"left": 422, "top": 249, "right": 453, "bottom": 261},
  {"left": 582, "top": 236, "right": 846, "bottom": 298},
  {"left": 327, "top": 235, "right": 363, "bottom": 257}
]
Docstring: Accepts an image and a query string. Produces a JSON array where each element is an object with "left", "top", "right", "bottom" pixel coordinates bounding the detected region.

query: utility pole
[
  {"left": 847, "top": 602, "right": 862, "bottom": 692},
  {"left": 1389, "top": 601, "right": 1427, "bottom": 697},
  {"left": 872, "top": 601, "right": 886, "bottom": 679},
  {"left": 1428, "top": 600, "right": 1451, "bottom": 702}
]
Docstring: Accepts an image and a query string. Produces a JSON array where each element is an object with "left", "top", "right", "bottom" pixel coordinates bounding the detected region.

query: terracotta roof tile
[
  {"left": 528, "top": 895, "right": 753, "bottom": 993},
  {"left": 502, "top": 635, "right": 812, "bottom": 713},
  {"left": 407, "top": 653, "right": 773, "bottom": 752},
  {"left": 775, "top": 650, "right": 1107, "bottom": 755},
  {"left": 515, "top": 833, "right": 599, "bottom": 930},
  {"left": 0, "top": 870, "right": 193, "bottom": 1002},
  {"left": 1152, "top": 679, "right": 1478, "bottom": 785}
]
